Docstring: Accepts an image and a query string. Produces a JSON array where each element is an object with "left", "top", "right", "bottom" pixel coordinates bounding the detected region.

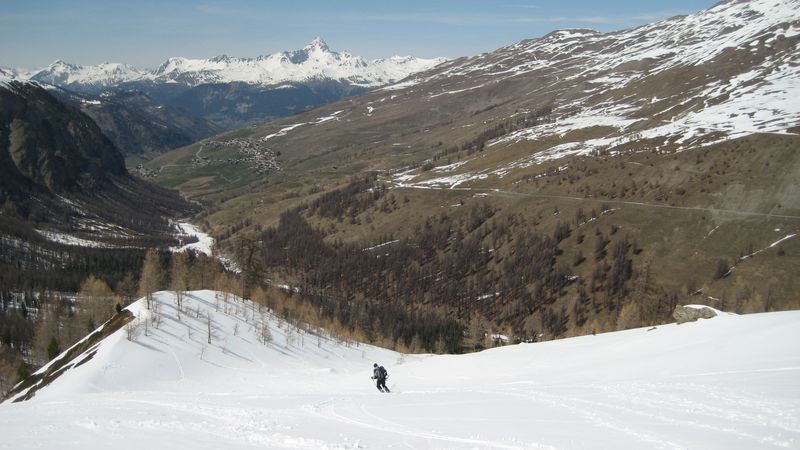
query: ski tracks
[
  {"left": 495, "top": 387, "right": 686, "bottom": 450},
  {"left": 310, "top": 396, "right": 551, "bottom": 450},
  {"left": 166, "top": 345, "right": 185, "bottom": 381},
  {"left": 116, "top": 397, "right": 320, "bottom": 449},
  {"left": 482, "top": 383, "right": 798, "bottom": 449}
]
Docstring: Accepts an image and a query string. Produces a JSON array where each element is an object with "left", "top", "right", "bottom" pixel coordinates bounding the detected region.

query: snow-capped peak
[
  {"left": 0, "top": 68, "right": 45, "bottom": 92},
  {"left": 0, "top": 68, "right": 16, "bottom": 90},
  {"left": 147, "top": 38, "right": 445, "bottom": 88},
  {"left": 304, "top": 36, "right": 331, "bottom": 53},
  {"left": 209, "top": 54, "right": 232, "bottom": 63},
  {"left": 29, "top": 60, "right": 148, "bottom": 88},
  {"left": 48, "top": 59, "right": 79, "bottom": 71}
]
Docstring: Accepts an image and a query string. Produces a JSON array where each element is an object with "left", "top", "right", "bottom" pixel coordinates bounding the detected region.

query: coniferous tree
[{"left": 47, "top": 336, "right": 60, "bottom": 360}]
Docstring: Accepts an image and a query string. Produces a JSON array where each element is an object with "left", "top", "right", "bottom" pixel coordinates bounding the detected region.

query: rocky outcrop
[
  {"left": 673, "top": 305, "right": 718, "bottom": 324},
  {"left": 0, "top": 80, "right": 126, "bottom": 193}
]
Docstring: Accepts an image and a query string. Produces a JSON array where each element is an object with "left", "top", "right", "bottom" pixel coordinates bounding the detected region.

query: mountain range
[
  {"left": 3, "top": 38, "right": 445, "bottom": 141},
  {"left": 19, "top": 38, "right": 444, "bottom": 91}
]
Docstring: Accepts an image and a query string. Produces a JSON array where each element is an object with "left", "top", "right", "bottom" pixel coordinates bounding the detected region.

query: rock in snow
[{"left": 673, "top": 304, "right": 720, "bottom": 323}]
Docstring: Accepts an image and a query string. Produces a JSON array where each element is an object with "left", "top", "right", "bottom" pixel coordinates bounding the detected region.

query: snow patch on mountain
[
  {"left": 171, "top": 222, "right": 215, "bottom": 256},
  {"left": 34, "top": 229, "right": 115, "bottom": 249},
  {"left": 379, "top": 77, "right": 423, "bottom": 91},
  {"left": 396, "top": 172, "right": 490, "bottom": 190},
  {"left": 261, "top": 110, "right": 344, "bottom": 142}
]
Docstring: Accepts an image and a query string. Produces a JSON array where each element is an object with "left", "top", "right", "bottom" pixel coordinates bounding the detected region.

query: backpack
[{"left": 378, "top": 366, "right": 388, "bottom": 379}]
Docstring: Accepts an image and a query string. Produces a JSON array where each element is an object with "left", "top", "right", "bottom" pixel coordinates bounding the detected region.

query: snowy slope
[
  {"left": 23, "top": 38, "right": 445, "bottom": 90},
  {"left": 1, "top": 290, "right": 798, "bottom": 449}
]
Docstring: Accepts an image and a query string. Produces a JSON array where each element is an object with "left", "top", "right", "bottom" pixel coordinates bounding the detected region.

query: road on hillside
[{"left": 393, "top": 183, "right": 800, "bottom": 220}]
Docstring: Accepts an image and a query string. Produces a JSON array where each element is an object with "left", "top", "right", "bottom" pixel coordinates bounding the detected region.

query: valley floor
[{"left": 1, "top": 291, "right": 798, "bottom": 449}]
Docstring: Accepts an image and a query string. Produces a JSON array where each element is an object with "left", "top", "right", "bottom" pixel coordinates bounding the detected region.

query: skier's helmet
[{"left": 373, "top": 363, "right": 378, "bottom": 368}]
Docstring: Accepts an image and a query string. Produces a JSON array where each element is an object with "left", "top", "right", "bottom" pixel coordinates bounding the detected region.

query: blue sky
[{"left": 1, "top": 0, "right": 716, "bottom": 69}]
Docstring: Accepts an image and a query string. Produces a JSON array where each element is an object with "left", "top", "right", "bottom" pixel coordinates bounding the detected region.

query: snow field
[{"left": 1, "top": 290, "right": 798, "bottom": 449}]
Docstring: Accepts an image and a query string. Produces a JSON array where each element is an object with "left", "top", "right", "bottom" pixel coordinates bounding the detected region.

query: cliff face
[
  {"left": 0, "top": 81, "right": 126, "bottom": 195},
  {"left": 0, "top": 80, "right": 195, "bottom": 248}
]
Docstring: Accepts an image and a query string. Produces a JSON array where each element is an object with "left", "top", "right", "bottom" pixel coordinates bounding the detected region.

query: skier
[{"left": 371, "top": 363, "right": 390, "bottom": 392}]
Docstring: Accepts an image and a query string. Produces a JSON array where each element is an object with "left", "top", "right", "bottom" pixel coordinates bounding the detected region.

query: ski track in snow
[{"left": 320, "top": 400, "right": 531, "bottom": 450}]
